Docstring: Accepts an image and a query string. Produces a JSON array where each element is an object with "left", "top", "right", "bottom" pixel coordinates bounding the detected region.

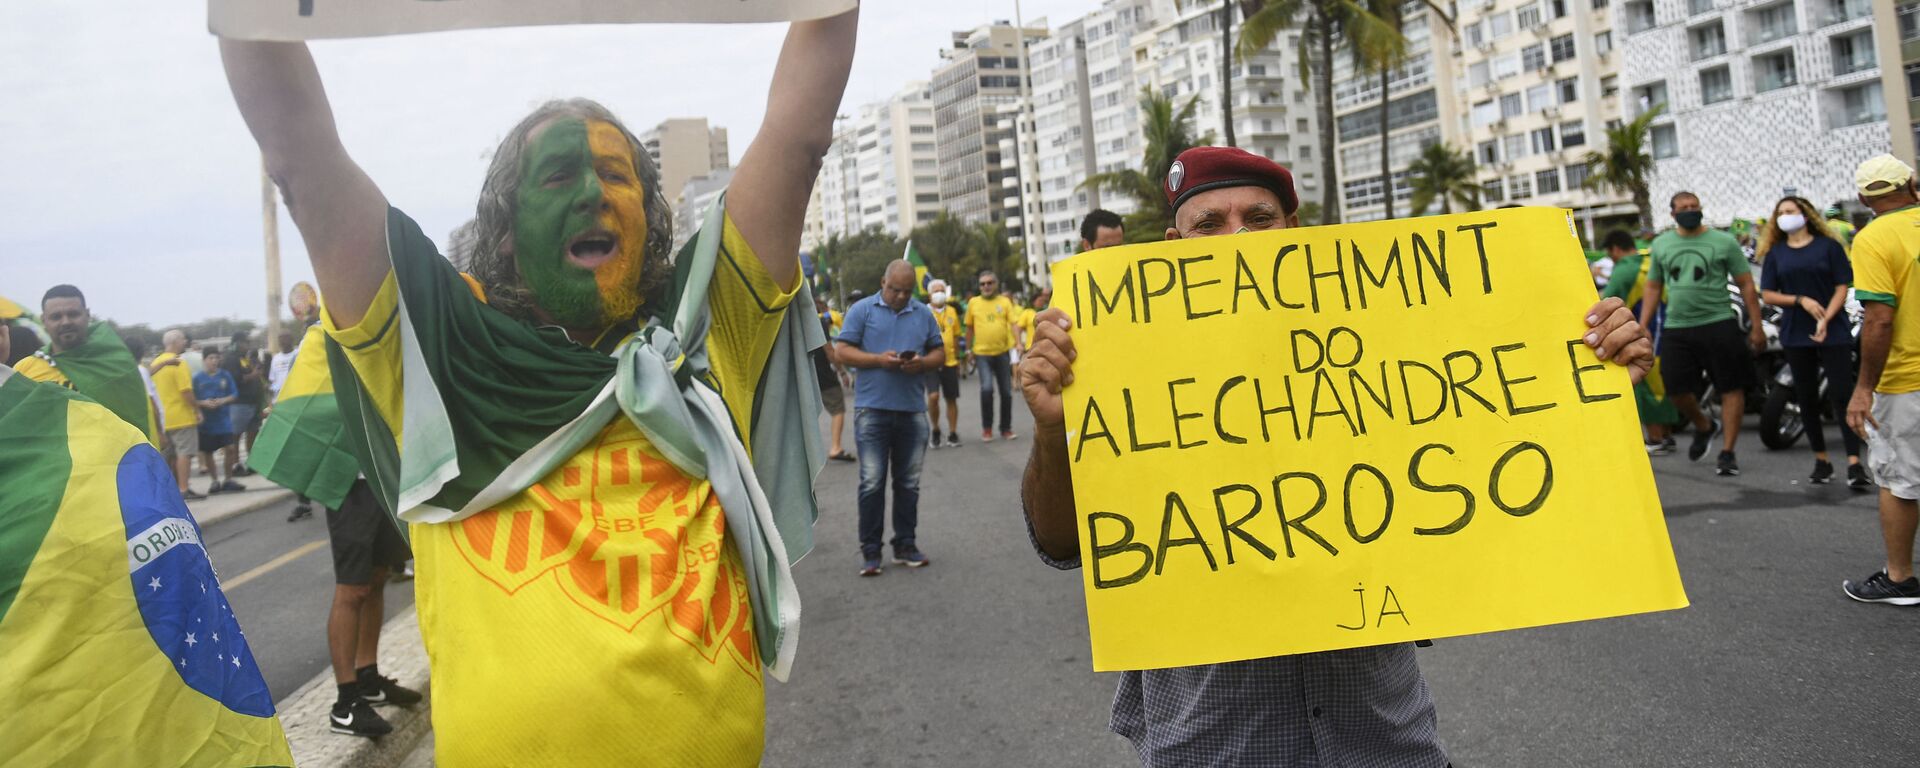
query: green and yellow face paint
[{"left": 512, "top": 117, "right": 651, "bottom": 330}]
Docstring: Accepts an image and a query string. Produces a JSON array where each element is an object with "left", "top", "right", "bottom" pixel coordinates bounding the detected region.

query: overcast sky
[{"left": 0, "top": 1, "right": 1094, "bottom": 328}]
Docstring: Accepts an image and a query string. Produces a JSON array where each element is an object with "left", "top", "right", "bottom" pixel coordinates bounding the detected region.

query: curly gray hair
[{"left": 455, "top": 98, "right": 675, "bottom": 324}]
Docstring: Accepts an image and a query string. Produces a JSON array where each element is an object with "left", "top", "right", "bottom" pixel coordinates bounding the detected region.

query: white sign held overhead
[{"left": 209, "top": 0, "right": 860, "bottom": 41}]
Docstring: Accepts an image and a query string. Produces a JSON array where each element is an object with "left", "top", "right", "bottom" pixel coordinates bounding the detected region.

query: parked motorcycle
[{"left": 1757, "top": 291, "right": 1864, "bottom": 449}]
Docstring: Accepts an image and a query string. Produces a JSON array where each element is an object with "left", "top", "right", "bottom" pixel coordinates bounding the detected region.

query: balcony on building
[
  {"left": 1688, "top": 20, "right": 1727, "bottom": 61},
  {"left": 1744, "top": 1, "right": 1799, "bottom": 47},
  {"left": 1751, "top": 49, "right": 1797, "bottom": 93},
  {"left": 1814, "top": 0, "right": 1872, "bottom": 27},
  {"left": 1823, "top": 80, "right": 1886, "bottom": 129}
]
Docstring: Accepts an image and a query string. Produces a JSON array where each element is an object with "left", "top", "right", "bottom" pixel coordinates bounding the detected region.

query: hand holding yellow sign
[{"left": 1050, "top": 207, "right": 1687, "bottom": 671}]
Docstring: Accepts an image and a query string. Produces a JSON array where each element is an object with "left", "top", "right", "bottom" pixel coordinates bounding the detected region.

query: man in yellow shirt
[
  {"left": 220, "top": 10, "right": 857, "bottom": 764},
  {"left": 149, "top": 329, "right": 204, "bottom": 500},
  {"left": 1843, "top": 155, "right": 1920, "bottom": 605},
  {"left": 924, "top": 278, "right": 964, "bottom": 447},
  {"left": 966, "top": 270, "right": 1019, "bottom": 441}
]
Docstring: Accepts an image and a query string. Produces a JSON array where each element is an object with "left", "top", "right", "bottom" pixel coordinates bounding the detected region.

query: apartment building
[
  {"left": 1023, "top": 1, "right": 1158, "bottom": 280},
  {"left": 815, "top": 120, "right": 863, "bottom": 241},
  {"left": 1130, "top": 0, "right": 1326, "bottom": 217},
  {"left": 1456, "top": 0, "right": 1636, "bottom": 238},
  {"left": 672, "top": 169, "right": 733, "bottom": 251},
  {"left": 1619, "top": 0, "right": 1900, "bottom": 227},
  {"left": 639, "top": 117, "right": 729, "bottom": 210},
  {"left": 932, "top": 21, "right": 1051, "bottom": 227},
  {"left": 1330, "top": 1, "right": 1463, "bottom": 223}
]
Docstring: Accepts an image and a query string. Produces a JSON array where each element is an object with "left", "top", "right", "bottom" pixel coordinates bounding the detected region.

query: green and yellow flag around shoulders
[
  {"left": 248, "top": 323, "right": 360, "bottom": 511},
  {"left": 15, "top": 321, "right": 157, "bottom": 441},
  {"left": 0, "top": 368, "right": 292, "bottom": 767}
]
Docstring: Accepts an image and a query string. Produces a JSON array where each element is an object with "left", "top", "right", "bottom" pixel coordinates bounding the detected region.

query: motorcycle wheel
[{"left": 1760, "top": 386, "right": 1804, "bottom": 450}]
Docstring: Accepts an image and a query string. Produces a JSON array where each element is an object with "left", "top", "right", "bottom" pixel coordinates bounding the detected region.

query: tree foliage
[
  {"left": 1407, "top": 142, "right": 1483, "bottom": 216},
  {"left": 1583, "top": 102, "right": 1666, "bottom": 232},
  {"left": 1081, "top": 87, "right": 1213, "bottom": 243}
]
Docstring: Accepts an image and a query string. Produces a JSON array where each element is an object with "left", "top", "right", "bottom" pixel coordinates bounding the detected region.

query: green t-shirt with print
[{"left": 1646, "top": 229, "right": 1748, "bottom": 330}]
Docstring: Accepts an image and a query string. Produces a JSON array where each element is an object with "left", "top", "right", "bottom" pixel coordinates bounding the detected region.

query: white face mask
[
  {"left": 1776, "top": 214, "right": 1806, "bottom": 233},
  {"left": 931, "top": 290, "right": 949, "bottom": 306}
]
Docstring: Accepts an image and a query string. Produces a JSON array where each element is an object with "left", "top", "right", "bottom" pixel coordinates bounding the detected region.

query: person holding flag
[
  {"left": 0, "top": 316, "right": 295, "bottom": 767},
  {"left": 13, "top": 285, "right": 161, "bottom": 443},
  {"left": 219, "top": 5, "right": 856, "bottom": 763}
]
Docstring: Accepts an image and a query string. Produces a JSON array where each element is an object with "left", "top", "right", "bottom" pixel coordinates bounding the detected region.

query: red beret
[{"left": 1164, "top": 146, "right": 1300, "bottom": 216}]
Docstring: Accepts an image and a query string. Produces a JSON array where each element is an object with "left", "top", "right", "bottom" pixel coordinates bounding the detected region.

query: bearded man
[
  {"left": 220, "top": 10, "right": 855, "bottom": 765},
  {"left": 14, "top": 284, "right": 157, "bottom": 440}
]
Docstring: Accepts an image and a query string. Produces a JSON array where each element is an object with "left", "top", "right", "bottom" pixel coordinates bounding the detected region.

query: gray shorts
[
  {"left": 165, "top": 426, "right": 199, "bottom": 458},
  {"left": 1868, "top": 390, "right": 1920, "bottom": 500}
]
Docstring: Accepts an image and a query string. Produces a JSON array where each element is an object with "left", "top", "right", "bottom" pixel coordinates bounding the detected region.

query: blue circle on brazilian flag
[{"left": 119, "top": 444, "right": 275, "bottom": 718}]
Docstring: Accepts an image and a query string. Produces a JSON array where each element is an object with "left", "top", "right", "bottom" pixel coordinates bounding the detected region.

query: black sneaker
[
  {"left": 1849, "top": 464, "right": 1874, "bottom": 491},
  {"left": 287, "top": 503, "right": 313, "bottom": 522},
  {"left": 1842, "top": 569, "right": 1920, "bottom": 605},
  {"left": 1810, "top": 460, "right": 1834, "bottom": 484},
  {"left": 1716, "top": 451, "right": 1739, "bottom": 476},
  {"left": 1645, "top": 437, "right": 1676, "bottom": 456},
  {"left": 946, "top": 432, "right": 961, "bottom": 448},
  {"left": 181, "top": 488, "right": 207, "bottom": 501},
  {"left": 329, "top": 699, "right": 393, "bottom": 737},
  {"left": 929, "top": 434, "right": 942, "bottom": 450},
  {"left": 358, "top": 671, "right": 424, "bottom": 707},
  {"left": 1689, "top": 420, "right": 1720, "bottom": 461},
  {"left": 892, "top": 545, "right": 930, "bottom": 568},
  {"left": 219, "top": 480, "right": 246, "bottom": 493}
]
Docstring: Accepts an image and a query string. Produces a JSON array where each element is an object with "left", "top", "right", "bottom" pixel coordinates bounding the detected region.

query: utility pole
[
  {"left": 262, "top": 157, "right": 284, "bottom": 354},
  {"left": 1012, "top": 0, "right": 1049, "bottom": 289}
]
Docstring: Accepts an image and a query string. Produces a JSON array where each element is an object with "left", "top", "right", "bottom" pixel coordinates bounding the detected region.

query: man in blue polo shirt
[{"left": 837, "top": 259, "right": 947, "bottom": 576}]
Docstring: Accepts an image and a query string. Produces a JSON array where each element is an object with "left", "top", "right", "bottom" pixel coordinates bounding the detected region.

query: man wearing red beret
[{"left": 1016, "top": 146, "right": 1655, "bottom": 765}]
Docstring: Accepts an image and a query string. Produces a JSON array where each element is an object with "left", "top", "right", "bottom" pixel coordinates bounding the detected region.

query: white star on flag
[
  {"left": 232, "top": 656, "right": 241, "bottom": 668},
  {"left": 178, "top": 658, "right": 186, "bottom": 668},
  {"left": 148, "top": 577, "right": 162, "bottom": 592},
  {"left": 185, "top": 632, "right": 198, "bottom": 647},
  {"left": 217, "top": 653, "right": 224, "bottom": 661},
  {"left": 212, "top": 632, "right": 219, "bottom": 642}
]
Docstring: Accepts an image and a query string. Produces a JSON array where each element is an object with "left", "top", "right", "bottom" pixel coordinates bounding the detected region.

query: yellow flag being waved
[{"left": 0, "top": 369, "right": 292, "bottom": 767}]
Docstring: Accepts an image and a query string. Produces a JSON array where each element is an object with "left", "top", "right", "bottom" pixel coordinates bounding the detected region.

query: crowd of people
[{"left": 5, "top": 4, "right": 1919, "bottom": 763}]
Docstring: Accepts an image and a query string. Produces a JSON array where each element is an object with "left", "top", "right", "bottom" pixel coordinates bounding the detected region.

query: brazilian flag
[
  {"left": 0, "top": 371, "right": 292, "bottom": 767},
  {"left": 247, "top": 324, "right": 359, "bottom": 510},
  {"left": 15, "top": 321, "right": 157, "bottom": 439},
  {"left": 905, "top": 239, "right": 931, "bottom": 299}
]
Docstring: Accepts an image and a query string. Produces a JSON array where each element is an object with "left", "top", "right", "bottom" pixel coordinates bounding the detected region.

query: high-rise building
[
  {"left": 1619, "top": 0, "right": 1898, "bottom": 227},
  {"left": 1455, "top": 0, "right": 1635, "bottom": 239},
  {"left": 639, "top": 117, "right": 730, "bottom": 211},
  {"left": 1130, "top": 1, "right": 1327, "bottom": 221},
  {"left": 1025, "top": 1, "right": 1159, "bottom": 279},
  {"left": 931, "top": 21, "right": 1051, "bottom": 226},
  {"left": 853, "top": 82, "right": 943, "bottom": 236},
  {"left": 672, "top": 168, "right": 734, "bottom": 251},
  {"left": 1329, "top": 1, "right": 1463, "bottom": 223},
  {"left": 815, "top": 119, "right": 863, "bottom": 241}
]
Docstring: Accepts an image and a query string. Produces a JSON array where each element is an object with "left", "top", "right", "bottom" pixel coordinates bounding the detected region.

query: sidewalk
[
  {"left": 278, "top": 606, "right": 433, "bottom": 768},
  {"left": 184, "top": 478, "right": 295, "bottom": 526}
]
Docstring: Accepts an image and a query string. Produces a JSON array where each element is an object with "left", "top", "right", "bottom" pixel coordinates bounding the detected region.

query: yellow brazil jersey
[
  {"left": 966, "top": 295, "right": 1018, "bottom": 357},
  {"left": 326, "top": 212, "right": 794, "bottom": 766},
  {"left": 932, "top": 304, "right": 961, "bottom": 367},
  {"left": 1852, "top": 204, "right": 1920, "bottom": 394},
  {"left": 1016, "top": 307, "right": 1037, "bottom": 350},
  {"left": 149, "top": 352, "right": 199, "bottom": 430},
  {"left": 14, "top": 354, "right": 72, "bottom": 389}
]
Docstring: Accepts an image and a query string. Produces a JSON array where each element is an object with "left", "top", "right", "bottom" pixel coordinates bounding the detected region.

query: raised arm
[
  {"left": 219, "top": 40, "right": 388, "bottom": 328},
  {"left": 727, "top": 9, "right": 859, "bottom": 289}
]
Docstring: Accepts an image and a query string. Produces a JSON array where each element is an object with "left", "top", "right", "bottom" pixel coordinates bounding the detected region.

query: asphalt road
[
  {"left": 763, "top": 387, "right": 1920, "bottom": 767},
  {"left": 202, "top": 497, "right": 415, "bottom": 701}
]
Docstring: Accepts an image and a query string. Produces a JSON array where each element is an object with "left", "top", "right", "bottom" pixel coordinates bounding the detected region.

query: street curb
[
  {"left": 193, "top": 488, "right": 296, "bottom": 526},
  {"left": 276, "top": 606, "right": 432, "bottom": 768}
]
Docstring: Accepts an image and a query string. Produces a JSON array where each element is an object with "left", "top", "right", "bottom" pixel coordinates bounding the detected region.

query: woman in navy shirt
[{"left": 1757, "top": 195, "right": 1867, "bottom": 488}]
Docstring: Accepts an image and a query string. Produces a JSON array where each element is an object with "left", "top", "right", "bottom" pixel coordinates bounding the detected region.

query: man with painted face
[
  {"left": 1637, "top": 191, "right": 1765, "bottom": 477},
  {"left": 1016, "top": 146, "right": 1656, "bottom": 766},
  {"left": 14, "top": 285, "right": 158, "bottom": 440},
  {"left": 220, "top": 10, "right": 856, "bottom": 765}
]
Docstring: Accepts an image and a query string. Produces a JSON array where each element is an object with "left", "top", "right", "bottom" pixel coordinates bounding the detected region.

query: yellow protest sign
[{"left": 1050, "top": 207, "right": 1686, "bottom": 672}]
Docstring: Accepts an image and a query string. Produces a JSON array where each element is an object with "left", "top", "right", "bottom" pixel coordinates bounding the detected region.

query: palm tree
[
  {"left": 1239, "top": 0, "right": 1399, "bottom": 225},
  {"left": 1583, "top": 102, "right": 1666, "bottom": 232},
  {"left": 1406, "top": 142, "right": 1482, "bottom": 215},
  {"left": 1359, "top": 0, "right": 1454, "bottom": 220},
  {"left": 1082, "top": 88, "right": 1214, "bottom": 241}
]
